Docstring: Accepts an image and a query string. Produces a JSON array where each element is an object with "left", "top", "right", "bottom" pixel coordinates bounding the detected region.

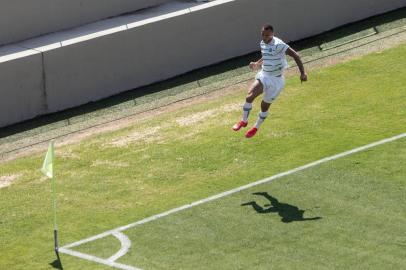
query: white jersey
[{"left": 260, "top": 37, "right": 289, "bottom": 76}]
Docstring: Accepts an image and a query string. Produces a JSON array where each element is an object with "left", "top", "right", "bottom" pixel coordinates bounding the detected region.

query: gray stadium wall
[
  {"left": 0, "top": 0, "right": 170, "bottom": 46},
  {"left": 0, "top": 0, "right": 405, "bottom": 127},
  {"left": 0, "top": 47, "right": 44, "bottom": 127}
]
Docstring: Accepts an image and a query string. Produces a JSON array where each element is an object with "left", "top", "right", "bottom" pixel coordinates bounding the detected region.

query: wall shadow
[{"left": 241, "top": 192, "right": 321, "bottom": 223}]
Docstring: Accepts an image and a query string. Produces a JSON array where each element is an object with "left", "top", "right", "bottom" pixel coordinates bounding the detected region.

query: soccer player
[{"left": 233, "top": 24, "right": 307, "bottom": 138}]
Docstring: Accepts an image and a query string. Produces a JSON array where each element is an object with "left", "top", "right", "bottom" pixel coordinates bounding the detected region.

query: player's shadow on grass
[{"left": 241, "top": 192, "right": 321, "bottom": 223}]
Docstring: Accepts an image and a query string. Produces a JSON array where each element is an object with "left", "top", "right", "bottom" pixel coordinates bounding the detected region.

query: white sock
[
  {"left": 255, "top": 111, "right": 269, "bottom": 129},
  {"left": 242, "top": 102, "right": 252, "bottom": 122}
]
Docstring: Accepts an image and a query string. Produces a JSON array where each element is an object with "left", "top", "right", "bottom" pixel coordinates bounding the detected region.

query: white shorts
[{"left": 255, "top": 71, "right": 285, "bottom": 103}]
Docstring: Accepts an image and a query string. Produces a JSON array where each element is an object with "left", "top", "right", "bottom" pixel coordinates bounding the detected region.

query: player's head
[{"left": 261, "top": 24, "right": 274, "bottom": 43}]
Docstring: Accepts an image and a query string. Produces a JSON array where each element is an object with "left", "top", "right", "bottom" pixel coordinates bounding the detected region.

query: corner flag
[
  {"left": 41, "top": 141, "right": 54, "bottom": 178},
  {"left": 41, "top": 141, "right": 63, "bottom": 268}
]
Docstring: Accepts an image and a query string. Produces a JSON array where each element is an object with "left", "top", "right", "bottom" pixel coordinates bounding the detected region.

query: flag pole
[
  {"left": 41, "top": 141, "right": 63, "bottom": 268},
  {"left": 52, "top": 172, "right": 60, "bottom": 259}
]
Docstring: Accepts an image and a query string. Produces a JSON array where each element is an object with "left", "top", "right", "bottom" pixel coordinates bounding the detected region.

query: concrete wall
[
  {"left": 0, "top": 0, "right": 170, "bottom": 46},
  {"left": 1, "top": 0, "right": 405, "bottom": 127},
  {"left": 41, "top": 0, "right": 406, "bottom": 112},
  {"left": 265, "top": 0, "right": 406, "bottom": 42},
  {"left": 0, "top": 48, "right": 44, "bottom": 127}
]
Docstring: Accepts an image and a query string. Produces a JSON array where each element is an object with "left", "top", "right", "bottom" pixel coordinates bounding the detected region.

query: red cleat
[
  {"left": 245, "top": 127, "right": 258, "bottom": 138},
  {"left": 232, "top": 120, "right": 248, "bottom": 131}
]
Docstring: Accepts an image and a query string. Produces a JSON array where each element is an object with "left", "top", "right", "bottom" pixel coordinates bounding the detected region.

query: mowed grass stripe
[{"left": 0, "top": 45, "right": 405, "bottom": 270}]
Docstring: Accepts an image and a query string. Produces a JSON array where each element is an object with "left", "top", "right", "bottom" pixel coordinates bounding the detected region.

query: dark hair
[{"left": 262, "top": 24, "right": 274, "bottom": 32}]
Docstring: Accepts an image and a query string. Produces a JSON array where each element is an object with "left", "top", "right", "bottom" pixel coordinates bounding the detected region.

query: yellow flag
[{"left": 41, "top": 141, "right": 54, "bottom": 178}]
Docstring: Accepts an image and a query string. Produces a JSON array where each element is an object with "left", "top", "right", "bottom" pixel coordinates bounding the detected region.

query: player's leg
[
  {"left": 245, "top": 100, "right": 271, "bottom": 138},
  {"left": 243, "top": 79, "right": 264, "bottom": 122},
  {"left": 246, "top": 76, "right": 284, "bottom": 138},
  {"left": 233, "top": 79, "right": 263, "bottom": 131},
  {"left": 255, "top": 100, "right": 271, "bottom": 129}
]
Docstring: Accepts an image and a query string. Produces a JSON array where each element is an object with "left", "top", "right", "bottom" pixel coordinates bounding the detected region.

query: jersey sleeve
[
  {"left": 280, "top": 41, "right": 290, "bottom": 53},
  {"left": 274, "top": 39, "right": 290, "bottom": 55}
]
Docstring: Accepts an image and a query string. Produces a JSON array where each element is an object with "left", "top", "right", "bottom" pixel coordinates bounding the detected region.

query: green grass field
[
  {"left": 0, "top": 44, "right": 405, "bottom": 270},
  {"left": 74, "top": 139, "right": 405, "bottom": 270}
]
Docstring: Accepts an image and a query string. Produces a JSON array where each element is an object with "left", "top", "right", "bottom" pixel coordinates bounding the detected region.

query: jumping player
[{"left": 233, "top": 24, "right": 308, "bottom": 138}]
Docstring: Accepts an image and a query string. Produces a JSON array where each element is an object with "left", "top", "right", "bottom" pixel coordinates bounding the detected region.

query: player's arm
[
  {"left": 249, "top": 58, "right": 263, "bottom": 70},
  {"left": 286, "top": 48, "right": 307, "bottom": 82}
]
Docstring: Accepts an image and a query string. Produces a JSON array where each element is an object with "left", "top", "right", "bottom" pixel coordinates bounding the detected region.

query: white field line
[
  {"left": 59, "top": 133, "right": 405, "bottom": 269},
  {"left": 58, "top": 247, "right": 141, "bottom": 270},
  {"left": 108, "top": 232, "right": 132, "bottom": 262}
]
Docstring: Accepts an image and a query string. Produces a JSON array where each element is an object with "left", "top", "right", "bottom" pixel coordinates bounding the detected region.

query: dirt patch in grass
[
  {"left": 176, "top": 102, "right": 240, "bottom": 126},
  {"left": 0, "top": 174, "right": 21, "bottom": 189},
  {"left": 91, "top": 160, "right": 130, "bottom": 168},
  {"left": 176, "top": 109, "right": 219, "bottom": 126},
  {"left": 57, "top": 148, "right": 80, "bottom": 160},
  {"left": 108, "top": 125, "right": 165, "bottom": 146}
]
